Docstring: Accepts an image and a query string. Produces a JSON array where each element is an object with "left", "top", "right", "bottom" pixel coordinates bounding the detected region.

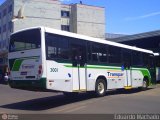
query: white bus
[
  {"left": 8, "top": 27, "right": 156, "bottom": 97},
  {"left": 154, "top": 53, "right": 160, "bottom": 82}
]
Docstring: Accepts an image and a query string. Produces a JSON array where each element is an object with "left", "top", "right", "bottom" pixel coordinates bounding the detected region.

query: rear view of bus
[{"left": 8, "top": 27, "right": 45, "bottom": 90}]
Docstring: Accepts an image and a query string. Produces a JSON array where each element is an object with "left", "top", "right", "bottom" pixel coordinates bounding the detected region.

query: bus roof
[
  {"left": 12, "top": 26, "right": 153, "bottom": 54},
  {"left": 154, "top": 53, "right": 159, "bottom": 56}
]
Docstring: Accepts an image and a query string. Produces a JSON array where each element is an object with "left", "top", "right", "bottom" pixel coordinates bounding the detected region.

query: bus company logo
[
  {"left": 22, "top": 64, "right": 35, "bottom": 70},
  {"left": 2, "top": 114, "right": 8, "bottom": 120},
  {"left": 107, "top": 72, "right": 124, "bottom": 78}
]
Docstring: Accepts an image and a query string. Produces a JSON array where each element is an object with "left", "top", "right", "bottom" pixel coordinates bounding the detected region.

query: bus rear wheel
[{"left": 95, "top": 79, "right": 106, "bottom": 97}]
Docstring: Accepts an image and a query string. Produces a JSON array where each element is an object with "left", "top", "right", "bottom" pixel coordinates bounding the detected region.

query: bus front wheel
[
  {"left": 95, "top": 79, "right": 107, "bottom": 97},
  {"left": 141, "top": 78, "right": 149, "bottom": 90}
]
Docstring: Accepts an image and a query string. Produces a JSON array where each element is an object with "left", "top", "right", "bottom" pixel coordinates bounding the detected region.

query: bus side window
[
  {"left": 142, "top": 53, "right": 150, "bottom": 67},
  {"left": 91, "top": 43, "right": 99, "bottom": 62},
  {"left": 99, "top": 44, "right": 108, "bottom": 63},
  {"left": 45, "top": 33, "right": 58, "bottom": 60},
  {"left": 132, "top": 51, "right": 143, "bottom": 67},
  {"left": 148, "top": 55, "right": 155, "bottom": 68},
  {"left": 122, "top": 49, "right": 131, "bottom": 69},
  {"left": 45, "top": 33, "right": 70, "bottom": 60},
  {"left": 71, "top": 47, "right": 78, "bottom": 67},
  {"left": 70, "top": 38, "right": 87, "bottom": 67},
  {"left": 90, "top": 43, "right": 108, "bottom": 63},
  {"left": 108, "top": 46, "right": 122, "bottom": 64},
  {"left": 57, "top": 37, "right": 69, "bottom": 60},
  {"left": 87, "top": 42, "right": 92, "bottom": 62}
]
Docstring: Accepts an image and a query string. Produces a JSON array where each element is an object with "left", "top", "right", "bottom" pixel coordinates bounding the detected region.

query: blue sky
[{"left": 1, "top": 0, "right": 160, "bottom": 35}]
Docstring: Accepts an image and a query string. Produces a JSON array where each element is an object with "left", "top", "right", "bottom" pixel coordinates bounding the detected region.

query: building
[
  {"left": 0, "top": 0, "right": 105, "bottom": 79},
  {"left": 111, "top": 30, "right": 160, "bottom": 53},
  {"left": 69, "top": 4, "right": 105, "bottom": 38},
  {"left": 105, "top": 33, "right": 126, "bottom": 40}
]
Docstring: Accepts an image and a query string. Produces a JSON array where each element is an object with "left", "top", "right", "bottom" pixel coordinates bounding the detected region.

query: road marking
[
  {"left": 54, "top": 104, "right": 86, "bottom": 113},
  {"left": 54, "top": 107, "right": 74, "bottom": 113},
  {"left": 64, "top": 105, "right": 86, "bottom": 113},
  {"left": 53, "top": 98, "right": 100, "bottom": 113}
]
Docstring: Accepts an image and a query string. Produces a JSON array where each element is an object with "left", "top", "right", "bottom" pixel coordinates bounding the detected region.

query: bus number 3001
[{"left": 50, "top": 68, "right": 58, "bottom": 72}]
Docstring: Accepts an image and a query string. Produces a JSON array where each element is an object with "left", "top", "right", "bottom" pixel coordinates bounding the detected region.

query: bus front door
[
  {"left": 122, "top": 50, "right": 132, "bottom": 89},
  {"left": 71, "top": 42, "right": 87, "bottom": 92}
]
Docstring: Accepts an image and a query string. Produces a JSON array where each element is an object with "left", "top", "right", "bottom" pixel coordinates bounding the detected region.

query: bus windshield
[{"left": 9, "top": 28, "right": 41, "bottom": 52}]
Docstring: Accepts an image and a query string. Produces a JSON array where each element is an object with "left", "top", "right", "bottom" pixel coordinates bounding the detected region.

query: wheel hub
[{"left": 98, "top": 82, "right": 105, "bottom": 94}]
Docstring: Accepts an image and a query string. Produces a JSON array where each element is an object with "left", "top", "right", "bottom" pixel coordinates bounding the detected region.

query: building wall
[
  {"left": 0, "top": 0, "right": 13, "bottom": 67},
  {"left": 70, "top": 4, "right": 77, "bottom": 33},
  {"left": 0, "top": 0, "right": 13, "bottom": 54},
  {"left": 13, "top": 0, "right": 61, "bottom": 32},
  {"left": 61, "top": 4, "right": 70, "bottom": 25},
  {"left": 71, "top": 4, "right": 105, "bottom": 39}
]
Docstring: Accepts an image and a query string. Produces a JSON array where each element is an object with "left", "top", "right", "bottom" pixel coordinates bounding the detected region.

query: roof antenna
[{"left": 80, "top": 1, "right": 82, "bottom": 4}]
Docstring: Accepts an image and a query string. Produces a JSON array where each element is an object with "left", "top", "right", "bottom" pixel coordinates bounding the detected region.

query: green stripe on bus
[
  {"left": 86, "top": 66, "right": 121, "bottom": 70},
  {"left": 64, "top": 65, "right": 121, "bottom": 70},
  {"left": 12, "top": 59, "right": 23, "bottom": 71},
  {"left": 64, "top": 65, "right": 150, "bottom": 70},
  {"left": 132, "top": 68, "right": 151, "bottom": 79},
  {"left": 11, "top": 56, "right": 39, "bottom": 71},
  {"left": 140, "top": 70, "right": 151, "bottom": 82},
  {"left": 63, "top": 63, "right": 153, "bottom": 84},
  {"left": 64, "top": 64, "right": 151, "bottom": 78}
]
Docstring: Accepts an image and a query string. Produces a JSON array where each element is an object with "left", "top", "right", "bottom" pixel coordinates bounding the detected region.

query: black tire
[
  {"left": 63, "top": 92, "right": 79, "bottom": 97},
  {"left": 95, "top": 79, "right": 107, "bottom": 97},
  {"left": 141, "top": 78, "right": 149, "bottom": 91}
]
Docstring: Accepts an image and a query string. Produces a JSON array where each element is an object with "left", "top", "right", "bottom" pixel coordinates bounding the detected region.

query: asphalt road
[{"left": 0, "top": 84, "right": 160, "bottom": 114}]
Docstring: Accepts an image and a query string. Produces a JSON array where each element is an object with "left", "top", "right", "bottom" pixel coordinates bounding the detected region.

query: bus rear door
[
  {"left": 122, "top": 49, "right": 132, "bottom": 89},
  {"left": 71, "top": 40, "right": 87, "bottom": 91}
]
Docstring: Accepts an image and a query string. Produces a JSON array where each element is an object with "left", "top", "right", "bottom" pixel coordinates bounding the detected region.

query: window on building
[
  {"left": 61, "top": 25, "right": 70, "bottom": 32},
  {"left": 8, "top": 4, "right": 12, "bottom": 13},
  {"left": 0, "top": 27, "right": 1, "bottom": 34},
  {"left": 3, "top": 24, "right": 6, "bottom": 32},
  {"left": 0, "top": 12, "right": 1, "bottom": 19},
  {"left": 3, "top": 8, "right": 7, "bottom": 17},
  {"left": 61, "top": 11, "right": 70, "bottom": 17}
]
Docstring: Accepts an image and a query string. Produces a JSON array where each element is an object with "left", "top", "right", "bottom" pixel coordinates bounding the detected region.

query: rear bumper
[{"left": 8, "top": 78, "right": 46, "bottom": 91}]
